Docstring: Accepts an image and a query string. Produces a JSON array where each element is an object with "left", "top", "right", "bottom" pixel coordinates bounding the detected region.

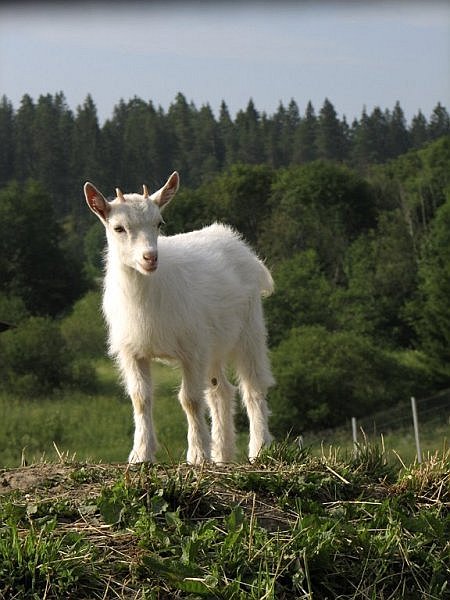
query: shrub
[
  {"left": 0, "top": 293, "right": 29, "bottom": 325},
  {"left": 265, "top": 250, "right": 335, "bottom": 346},
  {"left": 61, "top": 291, "right": 106, "bottom": 358},
  {"left": 269, "top": 325, "right": 428, "bottom": 434},
  {"left": 0, "top": 316, "right": 96, "bottom": 397}
]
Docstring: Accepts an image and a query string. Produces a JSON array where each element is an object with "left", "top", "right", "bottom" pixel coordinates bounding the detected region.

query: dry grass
[{"left": 0, "top": 443, "right": 448, "bottom": 599}]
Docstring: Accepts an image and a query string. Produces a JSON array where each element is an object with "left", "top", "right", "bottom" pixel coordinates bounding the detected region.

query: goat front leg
[{"left": 118, "top": 352, "right": 157, "bottom": 463}]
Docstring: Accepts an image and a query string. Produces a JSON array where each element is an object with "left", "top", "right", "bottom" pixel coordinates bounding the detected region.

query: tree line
[
  {"left": 0, "top": 91, "right": 449, "bottom": 217},
  {"left": 0, "top": 89, "right": 449, "bottom": 435}
]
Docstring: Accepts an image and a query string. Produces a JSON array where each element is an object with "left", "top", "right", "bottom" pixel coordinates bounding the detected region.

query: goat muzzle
[{"left": 142, "top": 251, "right": 158, "bottom": 272}]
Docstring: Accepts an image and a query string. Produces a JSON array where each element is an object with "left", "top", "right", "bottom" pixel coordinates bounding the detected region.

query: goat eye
[{"left": 114, "top": 225, "right": 126, "bottom": 233}]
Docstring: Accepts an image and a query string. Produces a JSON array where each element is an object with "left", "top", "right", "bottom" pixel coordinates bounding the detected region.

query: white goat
[{"left": 84, "top": 172, "right": 274, "bottom": 464}]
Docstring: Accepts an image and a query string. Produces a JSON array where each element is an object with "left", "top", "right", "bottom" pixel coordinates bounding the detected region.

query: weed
[
  {"left": 0, "top": 445, "right": 448, "bottom": 599},
  {"left": 0, "top": 517, "right": 100, "bottom": 598}
]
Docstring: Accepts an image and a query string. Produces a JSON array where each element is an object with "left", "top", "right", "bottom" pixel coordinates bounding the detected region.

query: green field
[
  {"left": 0, "top": 444, "right": 448, "bottom": 599},
  {"left": 0, "top": 360, "right": 252, "bottom": 468},
  {"left": 0, "top": 361, "right": 449, "bottom": 598},
  {"left": 0, "top": 359, "right": 447, "bottom": 469}
]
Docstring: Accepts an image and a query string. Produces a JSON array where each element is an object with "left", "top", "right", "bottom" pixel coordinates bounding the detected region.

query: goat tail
[{"left": 259, "top": 261, "right": 274, "bottom": 298}]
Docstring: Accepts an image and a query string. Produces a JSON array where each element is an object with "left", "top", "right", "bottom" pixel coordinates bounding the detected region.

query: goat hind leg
[
  {"left": 178, "top": 364, "right": 211, "bottom": 465},
  {"left": 205, "top": 368, "right": 237, "bottom": 463},
  {"left": 236, "top": 309, "right": 274, "bottom": 461}
]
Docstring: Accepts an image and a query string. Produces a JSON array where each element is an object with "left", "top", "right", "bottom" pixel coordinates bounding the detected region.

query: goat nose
[
  {"left": 142, "top": 250, "right": 158, "bottom": 272},
  {"left": 143, "top": 250, "right": 157, "bottom": 263}
]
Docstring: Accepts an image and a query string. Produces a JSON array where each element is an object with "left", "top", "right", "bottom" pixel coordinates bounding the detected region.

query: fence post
[
  {"left": 411, "top": 396, "right": 422, "bottom": 464},
  {"left": 351, "top": 417, "right": 358, "bottom": 455}
]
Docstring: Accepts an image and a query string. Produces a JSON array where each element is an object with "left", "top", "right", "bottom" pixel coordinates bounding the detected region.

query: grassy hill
[
  {"left": 1, "top": 359, "right": 448, "bottom": 469},
  {"left": 0, "top": 443, "right": 448, "bottom": 599}
]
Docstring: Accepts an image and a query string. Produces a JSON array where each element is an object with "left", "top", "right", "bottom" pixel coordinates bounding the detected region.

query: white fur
[{"left": 84, "top": 172, "right": 274, "bottom": 464}]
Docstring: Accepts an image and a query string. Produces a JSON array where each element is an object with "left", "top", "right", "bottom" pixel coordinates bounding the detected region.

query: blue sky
[{"left": 0, "top": 1, "right": 449, "bottom": 124}]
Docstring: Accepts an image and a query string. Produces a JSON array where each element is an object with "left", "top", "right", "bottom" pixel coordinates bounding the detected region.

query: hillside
[{"left": 0, "top": 444, "right": 448, "bottom": 599}]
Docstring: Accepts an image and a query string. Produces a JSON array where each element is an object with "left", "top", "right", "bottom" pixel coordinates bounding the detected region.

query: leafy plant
[
  {"left": 0, "top": 317, "right": 72, "bottom": 396},
  {"left": 270, "top": 325, "right": 419, "bottom": 433},
  {"left": 0, "top": 517, "right": 100, "bottom": 598}
]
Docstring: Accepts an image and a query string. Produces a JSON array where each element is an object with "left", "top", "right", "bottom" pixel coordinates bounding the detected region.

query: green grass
[
  {"left": 0, "top": 444, "right": 448, "bottom": 599},
  {"left": 304, "top": 419, "right": 449, "bottom": 467},
  {"left": 0, "top": 359, "right": 179, "bottom": 467},
  {"left": 0, "top": 357, "right": 447, "bottom": 469},
  {"left": 0, "top": 359, "right": 250, "bottom": 468}
]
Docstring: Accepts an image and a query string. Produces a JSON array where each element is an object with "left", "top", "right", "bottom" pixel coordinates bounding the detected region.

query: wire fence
[
  {"left": 357, "top": 388, "right": 450, "bottom": 436},
  {"left": 302, "top": 388, "right": 450, "bottom": 463}
]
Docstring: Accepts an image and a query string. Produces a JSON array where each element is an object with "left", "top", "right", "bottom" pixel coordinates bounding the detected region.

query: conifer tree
[
  {"left": 387, "top": 101, "right": 409, "bottom": 158},
  {"left": 32, "top": 92, "right": 74, "bottom": 208},
  {"left": 191, "top": 103, "right": 221, "bottom": 181},
  {"left": 121, "top": 97, "right": 154, "bottom": 189},
  {"left": 415, "top": 192, "right": 450, "bottom": 370},
  {"left": 101, "top": 99, "right": 128, "bottom": 186},
  {"left": 218, "top": 100, "right": 236, "bottom": 167},
  {"left": 264, "top": 102, "right": 286, "bottom": 167},
  {"left": 410, "top": 110, "right": 429, "bottom": 149},
  {"left": 0, "top": 96, "right": 15, "bottom": 186},
  {"left": 428, "top": 102, "right": 450, "bottom": 140},
  {"left": 351, "top": 108, "right": 372, "bottom": 166},
  {"left": 0, "top": 181, "right": 85, "bottom": 316},
  {"left": 71, "top": 95, "right": 102, "bottom": 218},
  {"left": 293, "top": 101, "right": 317, "bottom": 163},
  {"left": 370, "top": 107, "right": 390, "bottom": 161},
  {"left": 14, "top": 94, "right": 36, "bottom": 182},
  {"left": 234, "top": 99, "right": 265, "bottom": 163},
  {"left": 316, "top": 98, "right": 347, "bottom": 161},
  {"left": 167, "top": 93, "right": 196, "bottom": 182}
]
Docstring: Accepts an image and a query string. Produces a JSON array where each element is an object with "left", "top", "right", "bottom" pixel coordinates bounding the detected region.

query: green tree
[
  {"left": 234, "top": 99, "right": 265, "bottom": 164},
  {"left": 0, "top": 96, "right": 15, "bottom": 186},
  {"left": 387, "top": 101, "right": 410, "bottom": 159},
  {"left": 120, "top": 97, "right": 158, "bottom": 190},
  {"left": 413, "top": 191, "right": 450, "bottom": 375},
  {"left": 270, "top": 326, "right": 421, "bottom": 433},
  {"left": 83, "top": 221, "right": 106, "bottom": 281},
  {"left": 32, "top": 93, "right": 73, "bottom": 210},
  {"left": 336, "top": 210, "right": 418, "bottom": 346},
  {"left": 374, "top": 135, "right": 450, "bottom": 238},
  {"left": 0, "top": 293, "right": 29, "bottom": 325},
  {"left": 428, "top": 102, "right": 450, "bottom": 141},
  {"left": 206, "top": 163, "right": 275, "bottom": 248},
  {"left": 352, "top": 107, "right": 389, "bottom": 167},
  {"left": 264, "top": 101, "right": 298, "bottom": 167},
  {"left": 71, "top": 95, "right": 102, "bottom": 215},
  {"left": 265, "top": 250, "right": 335, "bottom": 346},
  {"left": 13, "top": 94, "right": 36, "bottom": 182},
  {"left": 191, "top": 103, "right": 221, "bottom": 181},
  {"left": 218, "top": 101, "right": 236, "bottom": 167},
  {"left": 61, "top": 290, "right": 106, "bottom": 358},
  {"left": 351, "top": 108, "right": 372, "bottom": 166},
  {"left": 410, "top": 110, "right": 429, "bottom": 149},
  {"left": 167, "top": 93, "right": 196, "bottom": 182},
  {"left": 316, "top": 98, "right": 347, "bottom": 161},
  {"left": 101, "top": 99, "right": 128, "bottom": 187},
  {"left": 260, "top": 161, "right": 375, "bottom": 276},
  {"left": 292, "top": 101, "right": 317, "bottom": 163},
  {"left": 0, "top": 181, "right": 85, "bottom": 316},
  {"left": 0, "top": 317, "right": 72, "bottom": 396}
]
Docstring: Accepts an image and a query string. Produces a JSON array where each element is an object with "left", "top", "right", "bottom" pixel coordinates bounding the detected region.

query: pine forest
[{"left": 0, "top": 91, "right": 450, "bottom": 437}]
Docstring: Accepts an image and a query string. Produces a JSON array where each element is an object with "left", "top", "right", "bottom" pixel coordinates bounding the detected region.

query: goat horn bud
[
  {"left": 142, "top": 184, "right": 150, "bottom": 198},
  {"left": 115, "top": 187, "right": 125, "bottom": 202}
]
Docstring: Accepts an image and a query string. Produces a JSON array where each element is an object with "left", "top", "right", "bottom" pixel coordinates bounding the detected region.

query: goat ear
[
  {"left": 84, "top": 182, "right": 110, "bottom": 223},
  {"left": 151, "top": 171, "right": 179, "bottom": 209}
]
